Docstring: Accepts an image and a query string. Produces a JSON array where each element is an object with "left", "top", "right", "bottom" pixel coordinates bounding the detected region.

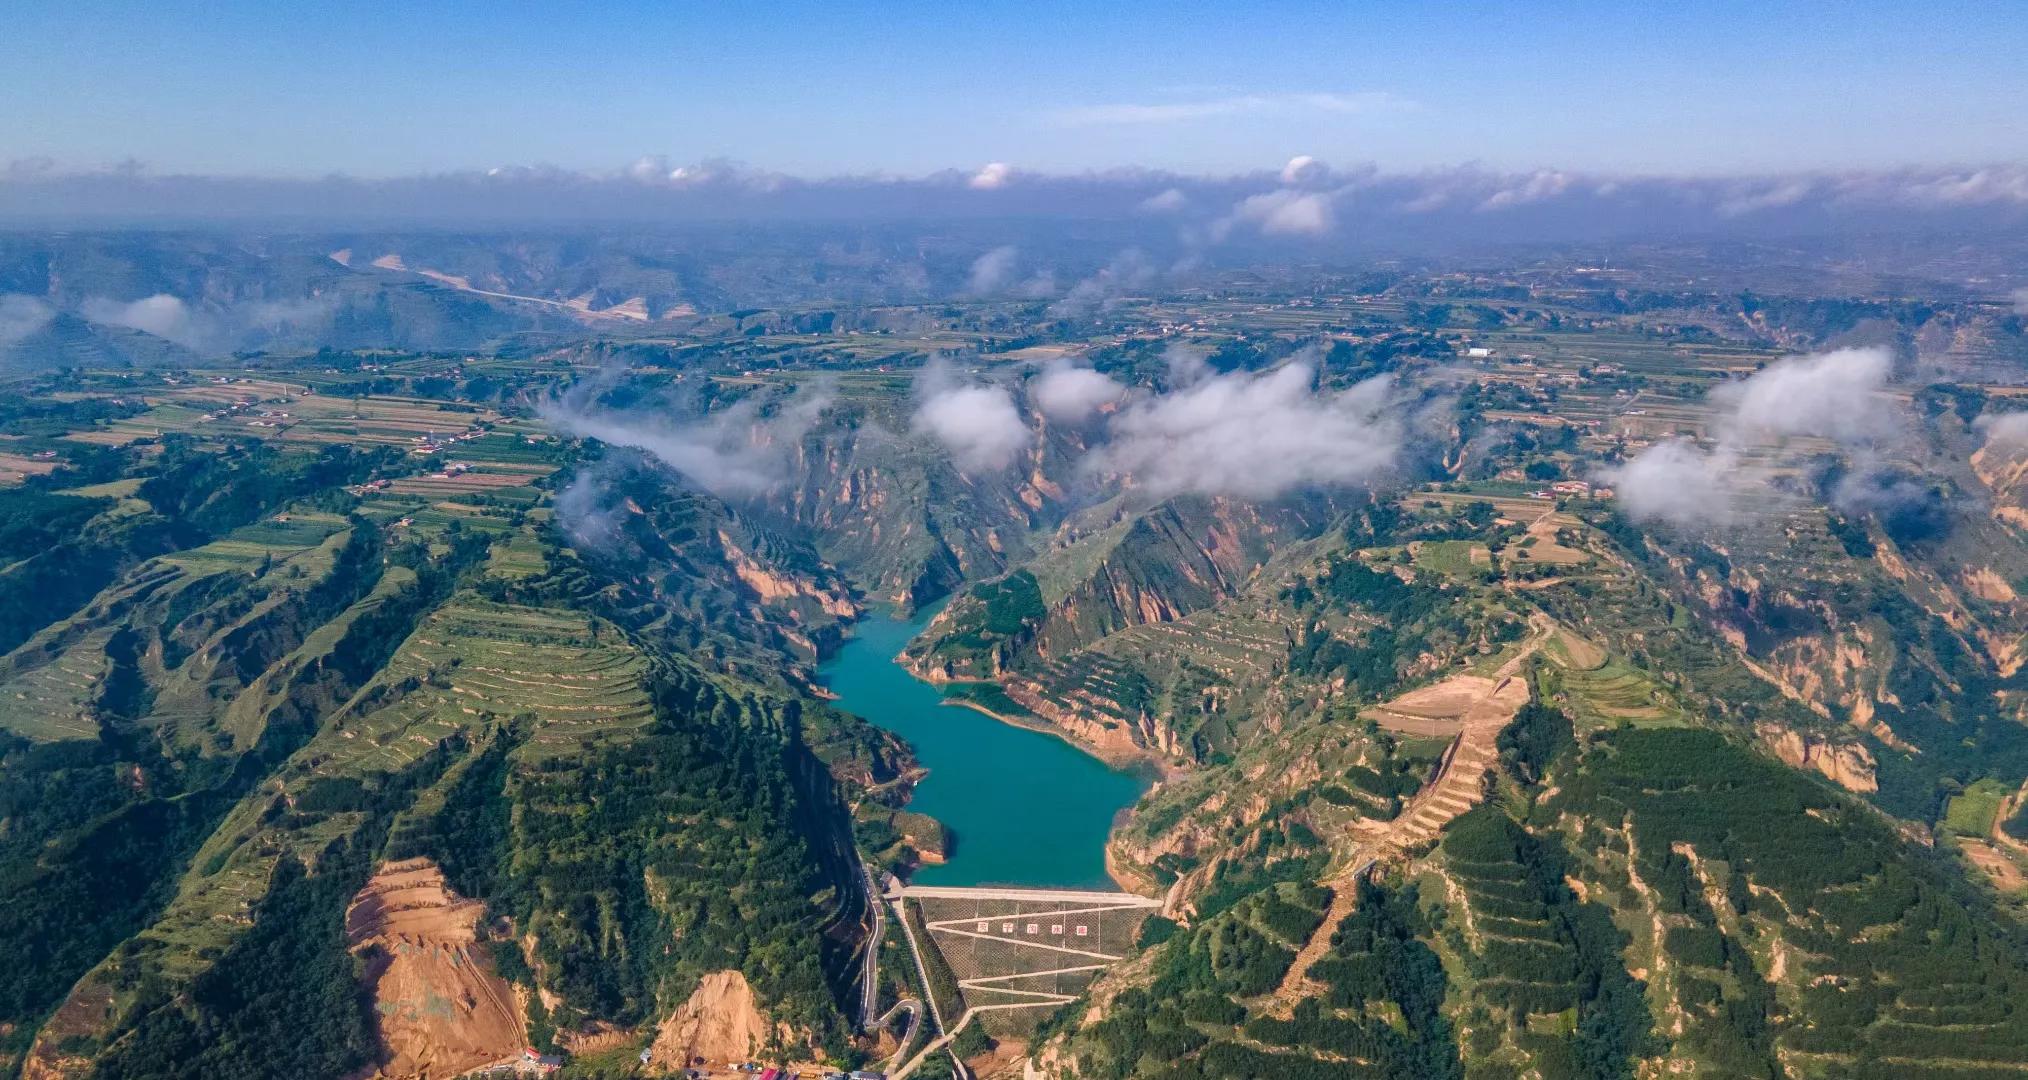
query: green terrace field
[
  {"left": 103, "top": 597, "right": 655, "bottom": 984},
  {"left": 1426, "top": 808, "right": 1652, "bottom": 1076},
  {"left": 0, "top": 509, "right": 359, "bottom": 744},
  {"left": 1552, "top": 729, "right": 2028, "bottom": 1074},
  {"left": 64, "top": 379, "right": 533, "bottom": 456},
  {"left": 485, "top": 534, "right": 550, "bottom": 580},
  {"left": 1097, "top": 606, "right": 1293, "bottom": 686},
  {"left": 0, "top": 614, "right": 122, "bottom": 741},
  {"left": 312, "top": 600, "right": 655, "bottom": 775},
  {"left": 157, "top": 509, "right": 353, "bottom": 573},
  {"left": 1545, "top": 657, "right": 1690, "bottom": 730}
]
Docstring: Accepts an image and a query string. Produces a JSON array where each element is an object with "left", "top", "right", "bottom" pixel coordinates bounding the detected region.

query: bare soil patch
[
  {"left": 347, "top": 858, "right": 525, "bottom": 1078},
  {"left": 648, "top": 970, "right": 788, "bottom": 1072}
]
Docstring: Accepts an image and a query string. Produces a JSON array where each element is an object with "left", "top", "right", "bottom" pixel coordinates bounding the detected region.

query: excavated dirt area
[
  {"left": 647, "top": 970, "right": 784, "bottom": 1072},
  {"left": 1519, "top": 511, "right": 1590, "bottom": 565},
  {"left": 1274, "top": 624, "right": 1548, "bottom": 1006},
  {"left": 1361, "top": 674, "right": 1498, "bottom": 735},
  {"left": 346, "top": 858, "right": 525, "bottom": 1079}
]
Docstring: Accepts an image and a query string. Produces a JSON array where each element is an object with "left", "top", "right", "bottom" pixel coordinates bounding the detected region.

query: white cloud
[
  {"left": 75, "top": 292, "right": 350, "bottom": 352},
  {"left": 1139, "top": 187, "right": 1188, "bottom": 214},
  {"left": 1600, "top": 346, "right": 1899, "bottom": 528},
  {"left": 1049, "top": 92, "right": 1407, "bottom": 127},
  {"left": 967, "top": 245, "right": 1020, "bottom": 295},
  {"left": 81, "top": 293, "right": 200, "bottom": 347},
  {"left": 912, "top": 361, "right": 1032, "bottom": 470},
  {"left": 1717, "top": 179, "right": 1817, "bottom": 217},
  {"left": 1030, "top": 363, "right": 1124, "bottom": 423},
  {"left": 1977, "top": 410, "right": 2028, "bottom": 448},
  {"left": 1478, "top": 170, "right": 1573, "bottom": 211},
  {"left": 1047, "top": 249, "right": 1158, "bottom": 316},
  {"left": 551, "top": 458, "right": 635, "bottom": 552},
  {"left": 1596, "top": 439, "right": 1749, "bottom": 529},
  {"left": 1084, "top": 359, "right": 1406, "bottom": 498},
  {"left": 0, "top": 295, "right": 54, "bottom": 346},
  {"left": 1709, "top": 346, "right": 1895, "bottom": 444},
  {"left": 16, "top": 160, "right": 2028, "bottom": 229},
  {"left": 624, "top": 155, "right": 668, "bottom": 183},
  {"left": 614, "top": 155, "right": 790, "bottom": 192},
  {"left": 1163, "top": 343, "right": 1213, "bottom": 387},
  {"left": 539, "top": 381, "right": 833, "bottom": 498},
  {"left": 1280, "top": 155, "right": 1325, "bottom": 186},
  {"left": 969, "top": 162, "right": 1014, "bottom": 190},
  {"left": 1014, "top": 270, "right": 1059, "bottom": 299},
  {"left": 1223, "top": 188, "right": 1336, "bottom": 236},
  {"left": 1882, "top": 167, "right": 2028, "bottom": 207}
]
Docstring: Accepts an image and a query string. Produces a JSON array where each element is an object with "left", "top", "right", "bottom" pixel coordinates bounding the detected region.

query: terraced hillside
[
  {"left": 0, "top": 371, "right": 926, "bottom": 1079},
  {"left": 14, "top": 533, "right": 888, "bottom": 1078},
  {"left": 1049, "top": 697, "right": 2028, "bottom": 1080},
  {"left": 1031, "top": 461, "right": 2028, "bottom": 1079},
  {"left": 6, "top": 262, "right": 2028, "bottom": 1080}
]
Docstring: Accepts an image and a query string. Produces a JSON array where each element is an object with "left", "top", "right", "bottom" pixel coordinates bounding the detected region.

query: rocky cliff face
[
  {"left": 1025, "top": 494, "right": 1338, "bottom": 660},
  {"left": 750, "top": 406, "right": 1084, "bottom": 609},
  {"left": 717, "top": 530, "right": 859, "bottom": 620},
  {"left": 1758, "top": 723, "right": 1880, "bottom": 793},
  {"left": 897, "top": 494, "right": 1342, "bottom": 762}
]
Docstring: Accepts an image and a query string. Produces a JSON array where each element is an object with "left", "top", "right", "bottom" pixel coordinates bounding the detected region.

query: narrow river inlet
[{"left": 819, "top": 605, "right": 1149, "bottom": 889}]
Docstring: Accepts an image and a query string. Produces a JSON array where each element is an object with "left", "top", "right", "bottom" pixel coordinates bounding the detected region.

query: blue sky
[{"left": 4, "top": 0, "right": 2024, "bottom": 178}]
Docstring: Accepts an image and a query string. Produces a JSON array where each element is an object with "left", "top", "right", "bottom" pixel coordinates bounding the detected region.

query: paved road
[
  {"left": 889, "top": 892, "right": 947, "bottom": 1037},
  {"left": 867, "top": 998, "right": 923, "bottom": 1073},
  {"left": 859, "top": 866, "right": 884, "bottom": 1028}
]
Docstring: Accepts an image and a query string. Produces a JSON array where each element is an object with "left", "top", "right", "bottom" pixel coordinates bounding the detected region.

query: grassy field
[
  {"left": 1414, "top": 539, "right": 1488, "bottom": 578},
  {"left": 1947, "top": 779, "right": 2012, "bottom": 837},
  {"left": 1553, "top": 659, "right": 1688, "bottom": 729}
]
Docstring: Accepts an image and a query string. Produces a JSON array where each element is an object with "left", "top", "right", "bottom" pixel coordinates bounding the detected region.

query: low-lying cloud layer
[
  {"left": 0, "top": 295, "right": 54, "bottom": 345},
  {"left": 80, "top": 293, "right": 199, "bottom": 347},
  {"left": 1979, "top": 410, "right": 2028, "bottom": 448},
  {"left": 1708, "top": 346, "right": 1896, "bottom": 444},
  {"left": 966, "top": 245, "right": 1020, "bottom": 295},
  {"left": 1601, "top": 440, "right": 1755, "bottom": 529},
  {"left": 911, "top": 350, "right": 1420, "bottom": 499},
  {"left": 3, "top": 290, "right": 347, "bottom": 355},
  {"left": 540, "top": 380, "right": 833, "bottom": 497},
  {"left": 1084, "top": 359, "right": 1410, "bottom": 499},
  {"left": 911, "top": 360, "right": 1032, "bottom": 471},
  {"left": 8, "top": 158, "right": 2028, "bottom": 244},
  {"left": 1599, "top": 346, "right": 1901, "bottom": 528},
  {"left": 1029, "top": 362, "right": 1125, "bottom": 423}
]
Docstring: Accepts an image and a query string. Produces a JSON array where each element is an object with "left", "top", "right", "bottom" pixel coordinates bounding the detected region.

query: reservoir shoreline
[
  {"left": 935, "top": 695, "right": 1158, "bottom": 774},
  {"left": 818, "top": 605, "right": 1149, "bottom": 891}
]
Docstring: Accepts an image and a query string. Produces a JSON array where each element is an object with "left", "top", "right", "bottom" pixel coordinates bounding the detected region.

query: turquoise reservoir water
[{"left": 819, "top": 606, "right": 1148, "bottom": 889}]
